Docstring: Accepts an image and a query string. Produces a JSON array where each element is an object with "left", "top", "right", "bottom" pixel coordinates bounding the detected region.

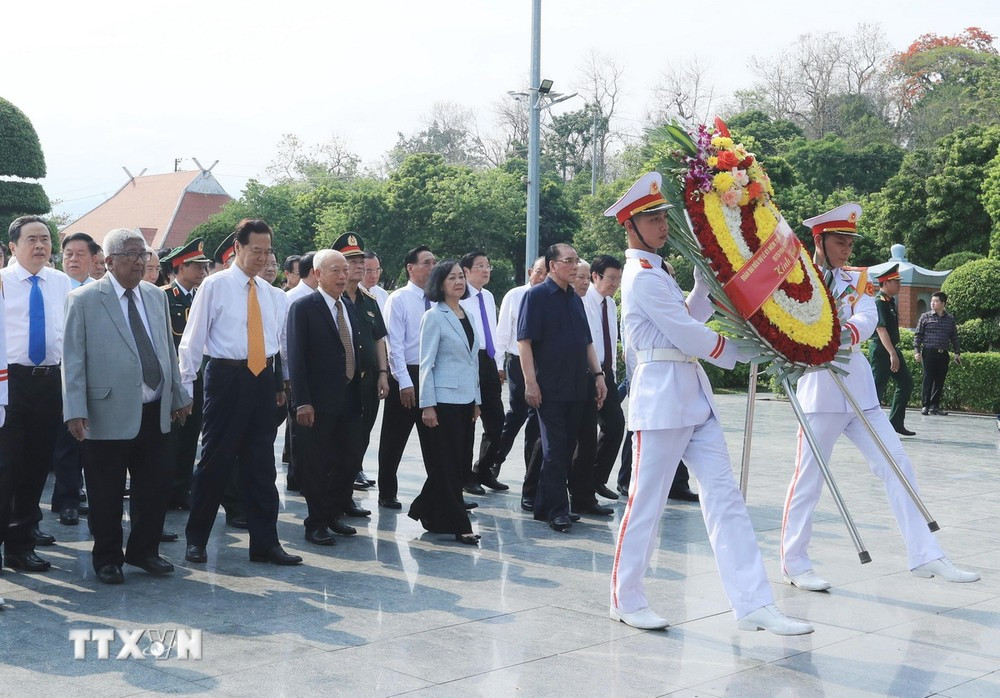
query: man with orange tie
[{"left": 178, "top": 219, "right": 301, "bottom": 566}]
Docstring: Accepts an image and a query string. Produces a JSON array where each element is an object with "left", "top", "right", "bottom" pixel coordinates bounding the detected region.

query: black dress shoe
[
  {"left": 184, "top": 545, "right": 207, "bottom": 563},
  {"left": 32, "top": 526, "right": 56, "bottom": 546},
  {"left": 330, "top": 520, "right": 357, "bottom": 536},
  {"left": 96, "top": 564, "right": 124, "bottom": 584},
  {"left": 79, "top": 489, "right": 88, "bottom": 503},
  {"left": 520, "top": 499, "right": 534, "bottom": 512},
  {"left": 573, "top": 502, "right": 614, "bottom": 516},
  {"left": 249, "top": 545, "right": 302, "bottom": 565},
  {"left": 465, "top": 500, "right": 478, "bottom": 510},
  {"left": 455, "top": 533, "right": 480, "bottom": 545},
  {"left": 549, "top": 516, "right": 572, "bottom": 532},
  {"left": 568, "top": 513, "right": 581, "bottom": 522},
  {"left": 668, "top": 489, "right": 700, "bottom": 502},
  {"left": 479, "top": 475, "right": 509, "bottom": 491},
  {"left": 6, "top": 551, "right": 52, "bottom": 572},
  {"left": 894, "top": 426, "right": 916, "bottom": 436},
  {"left": 930, "top": 407, "right": 949, "bottom": 416},
  {"left": 463, "top": 482, "right": 486, "bottom": 495},
  {"left": 345, "top": 505, "right": 371, "bottom": 517},
  {"left": 595, "top": 484, "right": 620, "bottom": 501},
  {"left": 305, "top": 528, "right": 335, "bottom": 546},
  {"left": 160, "top": 530, "right": 179, "bottom": 542},
  {"left": 920, "top": 406, "right": 930, "bottom": 415},
  {"left": 379, "top": 498, "right": 402, "bottom": 509},
  {"left": 225, "top": 514, "right": 249, "bottom": 529},
  {"left": 616, "top": 484, "right": 629, "bottom": 497},
  {"left": 126, "top": 555, "right": 174, "bottom": 576},
  {"left": 353, "top": 477, "right": 372, "bottom": 491},
  {"left": 60, "top": 508, "right": 80, "bottom": 526}
]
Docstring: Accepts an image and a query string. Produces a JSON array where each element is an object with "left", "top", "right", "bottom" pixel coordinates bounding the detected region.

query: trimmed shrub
[
  {"left": 957, "top": 318, "right": 1000, "bottom": 352},
  {"left": 941, "top": 257, "right": 1000, "bottom": 323},
  {"left": 934, "top": 251, "right": 983, "bottom": 271}
]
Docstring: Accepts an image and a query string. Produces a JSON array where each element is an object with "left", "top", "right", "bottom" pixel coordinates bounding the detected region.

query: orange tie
[{"left": 247, "top": 280, "right": 267, "bottom": 376}]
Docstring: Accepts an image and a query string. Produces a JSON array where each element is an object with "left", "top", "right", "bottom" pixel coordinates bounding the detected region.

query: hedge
[
  {"left": 770, "top": 348, "right": 1000, "bottom": 414},
  {"left": 941, "top": 258, "right": 1000, "bottom": 324}
]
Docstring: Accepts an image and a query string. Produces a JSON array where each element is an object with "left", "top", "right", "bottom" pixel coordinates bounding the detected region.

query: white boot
[
  {"left": 783, "top": 569, "right": 831, "bottom": 591},
  {"left": 738, "top": 604, "right": 814, "bottom": 636},
  {"left": 610, "top": 606, "right": 669, "bottom": 630},
  {"left": 912, "top": 557, "right": 980, "bottom": 583}
]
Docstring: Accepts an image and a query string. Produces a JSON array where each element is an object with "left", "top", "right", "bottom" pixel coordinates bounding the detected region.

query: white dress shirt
[
  {"left": 107, "top": 275, "right": 163, "bottom": 402},
  {"left": 384, "top": 280, "right": 428, "bottom": 390},
  {"left": 317, "top": 287, "right": 354, "bottom": 338},
  {"left": 495, "top": 282, "right": 530, "bottom": 358},
  {"left": 1, "top": 264, "right": 74, "bottom": 366},
  {"left": 280, "top": 281, "right": 317, "bottom": 373},
  {"left": 583, "top": 283, "right": 619, "bottom": 382},
  {"left": 178, "top": 265, "right": 286, "bottom": 395},
  {"left": 460, "top": 284, "right": 502, "bottom": 370},
  {"left": 362, "top": 283, "right": 389, "bottom": 313}
]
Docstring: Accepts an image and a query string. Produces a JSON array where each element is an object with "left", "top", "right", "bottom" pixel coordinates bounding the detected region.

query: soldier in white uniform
[
  {"left": 781, "top": 203, "right": 980, "bottom": 591},
  {"left": 606, "top": 172, "right": 813, "bottom": 635}
]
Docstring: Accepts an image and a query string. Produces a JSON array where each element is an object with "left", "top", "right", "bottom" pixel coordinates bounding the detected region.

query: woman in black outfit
[{"left": 408, "top": 260, "right": 482, "bottom": 545}]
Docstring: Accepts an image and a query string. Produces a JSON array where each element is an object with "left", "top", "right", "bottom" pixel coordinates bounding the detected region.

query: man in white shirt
[
  {"left": 280, "top": 250, "right": 317, "bottom": 491},
  {"left": 575, "top": 255, "right": 627, "bottom": 507},
  {"left": 0, "top": 216, "right": 74, "bottom": 572},
  {"left": 178, "top": 219, "right": 300, "bottom": 567},
  {"left": 459, "top": 251, "right": 507, "bottom": 493},
  {"left": 376, "top": 245, "right": 436, "bottom": 509},
  {"left": 361, "top": 251, "right": 389, "bottom": 313},
  {"left": 493, "top": 257, "right": 546, "bottom": 495},
  {"left": 50, "top": 231, "right": 102, "bottom": 525}
]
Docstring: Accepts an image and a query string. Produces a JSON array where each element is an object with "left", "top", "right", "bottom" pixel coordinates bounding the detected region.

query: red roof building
[{"left": 61, "top": 168, "right": 232, "bottom": 249}]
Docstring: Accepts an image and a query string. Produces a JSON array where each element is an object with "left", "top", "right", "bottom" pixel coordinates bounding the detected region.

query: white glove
[
  {"left": 0, "top": 406, "right": 5, "bottom": 429},
  {"left": 691, "top": 265, "right": 711, "bottom": 300},
  {"left": 730, "top": 338, "right": 761, "bottom": 364}
]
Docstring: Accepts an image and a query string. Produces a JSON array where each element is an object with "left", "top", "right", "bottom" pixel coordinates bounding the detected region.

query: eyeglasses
[
  {"left": 557, "top": 257, "right": 580, "bottom": 266},
  {"left": 112, "top": 251, "right": 152, "bottom": 263},
  {"left": 472, "top": 264, "right": 493, "bottom": 271},
  {"left": 364, "top": 267, "right": 382, "bottom": 274},
  {"left": 596, "top": 272, "right": 621, "bottom": 285}
]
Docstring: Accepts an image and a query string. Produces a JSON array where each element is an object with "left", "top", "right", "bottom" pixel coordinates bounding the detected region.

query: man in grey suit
[{"left": 63, "top": 228, "right": 192, "bottom": 584}]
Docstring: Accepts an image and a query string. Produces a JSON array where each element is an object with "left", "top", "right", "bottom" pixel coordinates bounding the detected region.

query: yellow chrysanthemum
[{"left": 713, "top": 171, "right": 735, "bottom": 192}]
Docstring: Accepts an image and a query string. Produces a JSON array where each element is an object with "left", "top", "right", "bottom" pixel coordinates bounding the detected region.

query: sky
[{"left": 3, "top": 0, "right": 997, "bottom": 222}]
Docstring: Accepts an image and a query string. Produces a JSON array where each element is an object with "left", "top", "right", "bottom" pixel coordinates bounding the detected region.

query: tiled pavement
[{"left": 1, "top": 394, "right": 998, "bottom": 696}]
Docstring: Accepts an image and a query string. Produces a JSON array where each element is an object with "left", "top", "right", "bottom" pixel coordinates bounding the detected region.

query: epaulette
[
  {"left": 638, "top": 258, "right": 653, "bottom": 269},
  {"left": 359, "top": 285, "right": 376, "bottom": 300}
]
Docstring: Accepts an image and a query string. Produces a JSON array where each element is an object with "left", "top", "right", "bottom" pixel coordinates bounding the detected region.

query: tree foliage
[
  {"left": 0, "top": 97, "right": 50, "bottom": 234},
  {"left": 941, "top": 257, "right": 1000, "bottom": 323}
]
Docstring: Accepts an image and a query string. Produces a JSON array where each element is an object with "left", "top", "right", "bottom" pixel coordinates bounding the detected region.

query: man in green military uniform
[
  {"left": 160, "top": 239, "right": 211, "bottom": 509},
  {"left": 869, "top": 264, "right": 915, "bottom": 436},
  {"left": 333, "top": 233, "right": 389, "bottom": 490}
]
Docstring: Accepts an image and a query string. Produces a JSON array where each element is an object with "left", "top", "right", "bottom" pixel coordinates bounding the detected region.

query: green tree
[
  {"left": 725, "top": 110, "right": 803, "bottom": 158},
  {"left": 940, "top": 257, "right": 1000, "bottom": 323},
  {"left": 0, "top": 97, "right": 50, "bottom": 240},
  {"left": 785, "top": 135, "right": 903, "bottom": 197},
  {"left": 982, "top": 149, "right": 1000, "bottom": 256}
]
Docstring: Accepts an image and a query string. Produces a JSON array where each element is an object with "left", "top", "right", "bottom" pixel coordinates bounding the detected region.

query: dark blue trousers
[
  {"left": 533, "top": 399, "right": 583, "bottom": 522},
  {"left": 185, "top": 360, "right": 280, "bottom": 553}
]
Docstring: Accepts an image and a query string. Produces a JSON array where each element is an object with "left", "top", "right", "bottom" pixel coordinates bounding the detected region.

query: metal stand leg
[
  {"left": 827, "top": 370, "right": 939, "bottom": 532},
  {"left": 739, "top": 364, "right": 758, "bottom": 501},
  {"left": 783, "top": 377, "right": 872, "bottom": 564}
]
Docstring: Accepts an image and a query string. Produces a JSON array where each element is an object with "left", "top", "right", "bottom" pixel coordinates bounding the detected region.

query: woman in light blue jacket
[{"left": 408, "top": 260, "right": 482, "bottom": 545}]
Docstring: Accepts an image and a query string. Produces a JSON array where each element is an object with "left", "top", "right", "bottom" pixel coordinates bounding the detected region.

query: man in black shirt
[
  {"left": 517, "top": 243, "right": 607, "bottom": 531},
  {"left": 914, "top": 291, "right": 960, "bottom": 416}
]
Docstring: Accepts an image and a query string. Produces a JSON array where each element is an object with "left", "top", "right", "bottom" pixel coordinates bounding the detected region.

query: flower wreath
[{"left": 660, "top": 119, "right": 844, "bottom": 371}]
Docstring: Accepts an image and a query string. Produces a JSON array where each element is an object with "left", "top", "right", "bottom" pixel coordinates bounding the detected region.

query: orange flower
[{"left": 716, "top": 151, "right": 740, "bottom": 170}]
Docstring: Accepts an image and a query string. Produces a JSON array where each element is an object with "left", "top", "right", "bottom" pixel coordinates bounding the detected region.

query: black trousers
[
  {"left": 51, "top": 423, "right": 86, "bottom": 514},
  {"left": 921, "top": 349, "right": 950, "bottom": 409},
  {"left": 571, "top": 384, "right": 626, "bottom": 503},
  {"left": 494, "top": 355, "right": 539, "bottom": 476},
  {"left": 569, "top": 389, "right": 599, "bottom": 509},
  {"left": 299, "top": 384, "right": 364, "bottom": 532},
  {"left": 170, "top": 372, "right": 203, "bottom": 502},
  {"left": 408, "top": 402, "right": 474, "bottom": 534},
  {"left": 0, "top": 366, "right": 63, "bottom": 555},
  {"left": 377, "top": 365, "right": 434, "bottom": 501},
  {"left": 84, "top": 401, "right": 172, "bottom": 570},
  {"left": 471, "top": 350, "right": 504, "bottom": 482},
  {"left": 359, "top": 371, "right": 381, "bottom": 452},
  {"left": 185, "top": 360, "right": 280, "bottom": 553},
  {"left": 533, "top": 399, "right": 584, "bottom": 522}
]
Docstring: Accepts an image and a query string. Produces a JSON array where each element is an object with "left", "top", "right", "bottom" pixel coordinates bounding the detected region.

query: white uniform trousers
[
  {"left": 781, "top": 407, "right": 943, "bottom": 576},
  {"left": 610, "top": 417, "right": 774, "bottom": 619}
]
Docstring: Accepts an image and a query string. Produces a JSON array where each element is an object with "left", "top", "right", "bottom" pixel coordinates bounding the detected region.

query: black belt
[
  {"left": 209, "top": 356, "right": 275, "bottom": 368},
  {"left": 10, "top": 363, "right": 61, "bottom": 376},
  {"left": 926, "top": 348, "right": 949, "bottom": 354}
]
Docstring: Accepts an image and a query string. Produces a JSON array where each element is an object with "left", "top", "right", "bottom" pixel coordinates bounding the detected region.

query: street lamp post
[{"left": 525, "top": 0, "right": 541, "bottom": 283}]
